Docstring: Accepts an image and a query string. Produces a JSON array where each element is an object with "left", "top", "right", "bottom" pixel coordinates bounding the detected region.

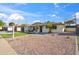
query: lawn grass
[
  {"left": 14, "top": 32, "right": 27, "bottom": 37},
  {"left": 1, "top": 32, "right": 27, "bottom": 38}
]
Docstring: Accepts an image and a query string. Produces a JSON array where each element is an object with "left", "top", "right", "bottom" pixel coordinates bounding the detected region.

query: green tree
[
  {"left": 46, "top": 21, "right": 57, "bottom": 33},
  {"left": 0, "top": 20, "right": 5, "bottom": 26},
  {"left": 9, "top": 22, "right": 15, "bottom": 26}
]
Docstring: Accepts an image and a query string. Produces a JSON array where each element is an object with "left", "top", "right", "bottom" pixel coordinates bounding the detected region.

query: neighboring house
[
  {"left": 0, "top": 26, "right": 3, "bottom": 31},
  {"left": 0, "top": 25, "right": 8, "bottom": 31},
  {"left": 65, "top": 25, "right": 76, "bottom": 32},
  {"left": 7, "top": 26, "right": 13, "bottom": 31},
  {"left": 17, "top": 27, "right": 21, "bottom": 31},
  {"left": 15, "top": 25, "right": 21, "bottom": 32},
  {"left": 64, "top": 19, "right": 76, "bottom": 32},
  {"left": 76, "top": 24, "right": 79, "bottom": 34},
  {"left": 15, "top": 26, "right": 21, "bottom": 32},
  {"left": 2, "top": 26, "right": 8, "bottom": 31}
]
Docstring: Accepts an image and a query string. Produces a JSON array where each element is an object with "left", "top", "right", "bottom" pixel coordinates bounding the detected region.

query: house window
[
  {"left": 66, "top": 26, "right": 76, "bottom": 28},
  {"left": 52, "top": 25, "right": 57, "bottom": 29}
]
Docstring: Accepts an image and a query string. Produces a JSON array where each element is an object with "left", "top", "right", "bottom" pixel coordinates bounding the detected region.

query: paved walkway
[
  {"left": 76, "top": 51, "right": 79, "bottom": 55},
  {"left": 0, "top": 36, "right": 17, "bottom": 55}
]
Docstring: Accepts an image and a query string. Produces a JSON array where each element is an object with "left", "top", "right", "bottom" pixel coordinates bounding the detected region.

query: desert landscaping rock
[{"left": 7, "top": 34, "right": 76, "bottom": 55}]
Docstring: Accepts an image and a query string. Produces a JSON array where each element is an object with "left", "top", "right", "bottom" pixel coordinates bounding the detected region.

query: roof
[
  {"left": 15, "top": 24, "right": 30, "bottom": 27},
  {"left": 64, "top": 18, "right": 75, "bottom": 24},
  {"left": 31, "top": 22, "right": 46, "bottom": 26},
  {"left": 54, "top": 23, "right": 64, "bottom": 25}
]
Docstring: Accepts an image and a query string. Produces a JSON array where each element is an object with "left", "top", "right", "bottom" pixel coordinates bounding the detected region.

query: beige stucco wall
[
  {"left": 42, "top": 25, "right": 64, "bottom": 33},
  {"left": 0, "top": 27, "right": 2, "bottom": 30},
  {"left": 7, "top": 26, "right": 13, "bottom": 31},
  {"left": 16, "top": 27, "right": 21, "bottom": 31},
  {"left": 51, "top": 25, "right": 65, "bottom": 33},
  {"left": 24, "top": 25, "right": 65, "bottom": 33},
  {"left": 65, "top": 28, "right": 75, "bottom": 32},
  {"left": 24, "top": 27, "right": 29, "bottom": 32},
  {"left": 42, "top": 26, "right": 49, "bottom": 33}
]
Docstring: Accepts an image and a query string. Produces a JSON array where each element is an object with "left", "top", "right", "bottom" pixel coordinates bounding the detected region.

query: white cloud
[
  {"left": 0, "top": 4, "right": 42, "bottom": 24},
  {"left": 51, "top": 14, "right": 59, "bottom": 18},
  {"left": 8, "top": 13, "right": 24, "bottom": 21},
  {"left": 75, "top": 12, "right": 79, "bottom": 19},
  {"left": 0, "top": 13, "right": 8, "bottom": 19},
  {"left": 0, "top": 13, "right": 9, "bottom": 23},
  {"left": 0, "top": 5, "right": 42, "bottom": 17},
  {"left": 33, "top": 20, "right": 41, "bottom": 23},
  {"left": 53, "top": 3, "right": 60, "bottom": 8},
  {"left": 51, "top": 14, "right": 57, "bottom": 17},
  {"left": 0, "top": 12, "right": 24, "bottom": 24},
  {"left": 50, "top": 14, "right": 61, "bottom": 20}
]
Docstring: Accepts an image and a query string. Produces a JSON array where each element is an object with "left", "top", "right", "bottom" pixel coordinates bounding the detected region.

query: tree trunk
[{"left": 49, "top": 28, "right": 51, "bottom": 33}]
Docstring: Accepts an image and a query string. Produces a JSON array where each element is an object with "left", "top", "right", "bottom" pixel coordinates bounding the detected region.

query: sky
[{"left": 0, "top": 3, "right": 79, "bottom": 24}]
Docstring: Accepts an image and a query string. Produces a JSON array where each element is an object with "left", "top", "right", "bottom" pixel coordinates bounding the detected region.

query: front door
[{"left": 39, "top": 26, "right": 42, "bottom": 32}]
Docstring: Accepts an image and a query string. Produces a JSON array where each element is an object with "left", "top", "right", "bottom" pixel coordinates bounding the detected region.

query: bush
[{"left": 66, "top": 36, "right": 70, "bottom": 39}]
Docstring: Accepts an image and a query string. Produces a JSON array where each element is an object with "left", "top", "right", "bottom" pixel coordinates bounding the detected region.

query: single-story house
[
  {"left": 41, "top": 23, "right": 65, "bottom": 33},
  {"left": 24, "top": 22, "right": 65, "bottom": 33}
]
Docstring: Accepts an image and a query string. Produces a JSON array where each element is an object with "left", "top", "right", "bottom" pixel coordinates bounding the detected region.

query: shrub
[{"left": 66, "top": 36, "right": 70, "bottom": 39}]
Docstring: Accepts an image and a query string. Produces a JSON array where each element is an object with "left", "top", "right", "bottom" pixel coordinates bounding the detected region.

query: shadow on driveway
[
  {"left": 28, "top": 32, "right": 77, "bottom": 36},
  {"left": 57, "top": 32, "right": 76, "bottom": 36}
]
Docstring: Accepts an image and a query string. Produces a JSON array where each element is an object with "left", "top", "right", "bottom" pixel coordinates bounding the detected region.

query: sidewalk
[
  {"left": 0, "top": 37, "right": 17, "bottom": 55},
  {"left": 76, "top": 51, "right": 79, "bottom": 55}
]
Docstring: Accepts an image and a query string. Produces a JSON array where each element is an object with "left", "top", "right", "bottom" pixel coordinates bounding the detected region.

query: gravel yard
[{"left": 7, "top": 34, "right": 76, "bottom": 55}]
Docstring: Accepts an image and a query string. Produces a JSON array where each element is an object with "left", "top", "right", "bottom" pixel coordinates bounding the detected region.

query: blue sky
[{"left": 0, "top": 3, "right": 79, "bottom": 24}]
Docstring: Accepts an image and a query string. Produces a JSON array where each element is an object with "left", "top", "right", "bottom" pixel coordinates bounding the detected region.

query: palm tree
[
  {"left": 9, "top": 22, "right": 15, "bottom": 26},
  {"left": 9, "top": 22, "right": 15, "bottom": 38}
]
